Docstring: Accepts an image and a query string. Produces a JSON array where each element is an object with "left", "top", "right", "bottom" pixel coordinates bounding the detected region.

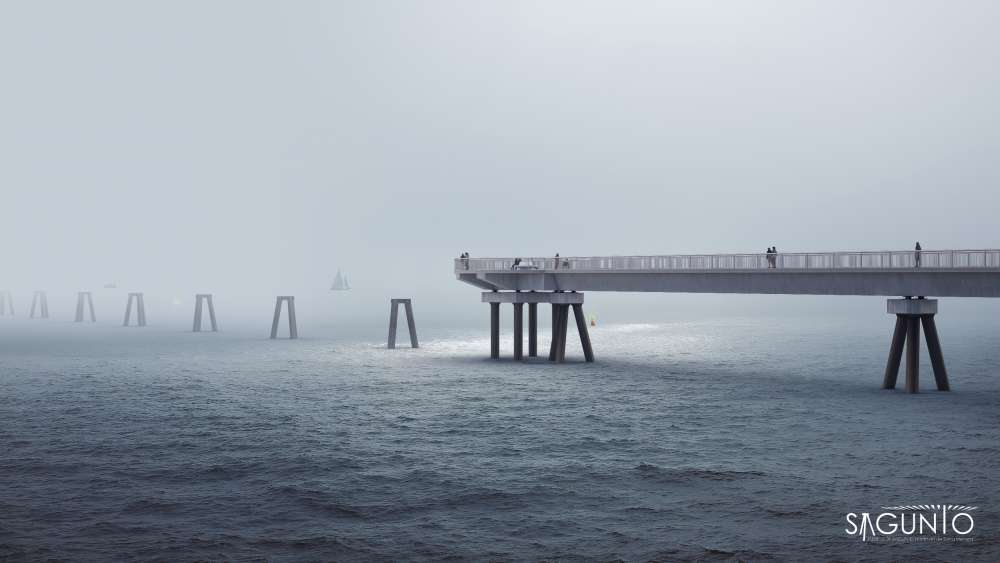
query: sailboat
[{"left": 330, "top": 269, "right": 351, "bottom": 291}]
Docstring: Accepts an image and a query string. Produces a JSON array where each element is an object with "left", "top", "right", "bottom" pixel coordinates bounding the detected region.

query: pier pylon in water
[
  {"left": 387, "top": 298, "right": 418, "bottom": 348},
  {"left": 29, "top": 291, "right": 49, "bottom": 319},
  {"left": 481, "top": 291, "right": 594, "bottom": 363},
  {"left": 882, "top": 298, "right": 949, "bottom": 393},
  {"left": 123, "top": 293, "right": 147, "bottom": 327},
  {"left": 75, "top": 291, "right": 96, "bottom": 322},
  {"left": 270, "top": 296, "right": 298, "bottom": 339},
  {"left": 192, "top": 294, "right": 218, "bottom": 332}
]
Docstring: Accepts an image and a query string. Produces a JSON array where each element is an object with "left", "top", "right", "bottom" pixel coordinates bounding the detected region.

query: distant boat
[
  {"left": 330, "top": 269, "right": 351, "bottom": 291},
  {"left": 103, "top": 283, "right": 117, "bottom": 289}
]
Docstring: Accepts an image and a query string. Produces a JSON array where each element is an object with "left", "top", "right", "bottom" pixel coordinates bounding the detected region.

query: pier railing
[{"left": 455, "top": 249, "right": 1000, "bottom": 273}]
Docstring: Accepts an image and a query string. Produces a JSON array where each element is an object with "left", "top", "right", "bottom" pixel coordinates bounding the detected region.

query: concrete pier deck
[{"left": 456, "top": 249, "right": 1000, "bottom": 297}]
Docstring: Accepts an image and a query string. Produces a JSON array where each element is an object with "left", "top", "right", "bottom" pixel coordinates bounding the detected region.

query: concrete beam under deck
[
  {"left": 481, "top": 291, "right": 583, "bottom": 304},
  {"left": 887, "top": 299, "right": 938, "bottom": 315},
  {"left": 464, "top": 270, "right": 1000, "bottom": 298}
]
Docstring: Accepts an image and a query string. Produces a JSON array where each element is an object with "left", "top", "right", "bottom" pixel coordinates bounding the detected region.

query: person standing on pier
[
  {"left": 766, "top": 247, "right": 778, "bottom": 268},
  {"left": 914, "top": 242, "right": 922, "bottom": 267}
]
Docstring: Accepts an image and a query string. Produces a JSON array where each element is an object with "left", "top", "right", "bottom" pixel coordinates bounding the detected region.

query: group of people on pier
[{"left": 765, "top": 246, "right": 779, "bottom": 268}]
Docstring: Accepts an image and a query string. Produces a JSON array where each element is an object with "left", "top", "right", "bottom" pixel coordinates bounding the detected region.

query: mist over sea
[{"left": 1, "top": 313, "right": 998, "bottom": 561}]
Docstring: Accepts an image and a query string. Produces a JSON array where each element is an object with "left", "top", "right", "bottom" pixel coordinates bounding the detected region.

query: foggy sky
[{"left": 3, "top": 1, "right": 999, "bottom": 329}]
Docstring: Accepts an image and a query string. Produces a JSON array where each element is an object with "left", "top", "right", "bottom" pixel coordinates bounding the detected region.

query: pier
[{"left": 456, "top": 249, "right": 1000, "bottom": 391}]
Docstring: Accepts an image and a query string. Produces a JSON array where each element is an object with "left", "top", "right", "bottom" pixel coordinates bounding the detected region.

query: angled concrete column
[
  {"left": 554, "top": 304, "right": 569, "bottom": 363},
  {"left": 528, "top": 302, "right": 538, "bottom": 357},
  {"left": 905, "top": 315, "right": 920, "bottom": 393},
  {"left": 30, "top": 291, "right": 49, "bottom": 319},
  {"left": 921, "top": 315, "right": 950, "bottom": 391},
  {"left": 75, "top": 291, "right": 96, "bottom": 322},
  {"left": 270, "top": 296, "right": 297, "bottom": 339},
  {"left": 572, "top": 303, "right": 595, "bottom": 362},
  {"left": 884, "top": 298, "right": 948, "bottom": 393},
  {"left": 0, "top": 290, "right": 13, "bottom": 316},
  {"left": 193, "top": 294, "right": 218, "bottom": 332},
  {"left": 387, "top": 298, "right": 419, "bottom": 349},
  {"left": 123, "top": 292, "right": 147, "bottom": 327},
  {"left": 404, "top": 300, "right": 418, "bottom": 348},
  {"left": 388, "top": 301, "right": 398, "bottom": 348},
  {"left": 287, "top": 297, "right": 298, "bottom": 339},
  {"left": 513, "top": 303, "right": 524, "bottom": 360},
  {"left": 882, "top": 316, "right": 906, "bottom": 389}
]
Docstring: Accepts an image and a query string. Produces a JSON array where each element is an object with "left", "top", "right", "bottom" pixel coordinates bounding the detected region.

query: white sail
[{"left": 331, "top": 269, "right": 350, "bottom": 291}]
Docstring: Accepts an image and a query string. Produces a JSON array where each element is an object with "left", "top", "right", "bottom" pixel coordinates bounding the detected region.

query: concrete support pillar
[
  {"left": 483, "top": 291, "right": 588, "bottom": 362},
  {"left": 921, "top": 315, "right": 950, "bottom": 391},
  {"left": 513, "top": 303, "right": 524, "bottom": 360},
  {"left": 30, "top": 290, "right": 49, "bottom": 319},
  {"left": 0, "top": 290, "right": 13, "bottom": 316},
  {"left": 528, "top": 302, "right": 538, "bottom": 357},
  {"left": 572, "top": 303, "right": 595, "bottom": 362},
  {"left": 270, "top": 296, "right": 297, "bottom": 339},
  {"left": 554, "top": 304, "right": 569, "bottom": 363},
  {"left": 905, "top": 315, "right": 920, "bottom": 393},
  {"left": 882, "top": 315, "right": 906, "bottom": 389},
  {"left": 388, "top": 301, "right": 398, "bottom": 348},
  {"left": 884, "top": 298, "right": 949, "bottom": 393},
  {"left": 193, "top": 294, "right": 218, "bottom": 332},
  {"left": 123, "top": 292, "right": 146, "bottom": 327},
  {"left": 387, "top": 298, "right": 419, "bottom": 349},
  {"left": 490, "top": 302, "right": 500, "bottom": 359},
  {"left": 548, "top": 303, "right": 559, "bottom": 361},
  {"left": 404, "top": 300, "right": 418, "bottom": 348},
  {"left": 75, "top": 292, "right": 96, "bottom": 322}
]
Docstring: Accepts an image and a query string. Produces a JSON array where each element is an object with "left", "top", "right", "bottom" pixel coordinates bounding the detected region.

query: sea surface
[{"left": 1, "top": 315, "right": 998, "bottom": 561}]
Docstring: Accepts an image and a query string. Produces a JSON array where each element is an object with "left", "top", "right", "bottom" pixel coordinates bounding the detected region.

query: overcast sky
[{"left": 2, "top": 1, "right": 998, "bottom": 328}]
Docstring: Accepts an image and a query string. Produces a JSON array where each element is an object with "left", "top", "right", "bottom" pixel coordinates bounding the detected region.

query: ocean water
[{"left": 1, "top": 316, "right": 998, "bottom": 561}]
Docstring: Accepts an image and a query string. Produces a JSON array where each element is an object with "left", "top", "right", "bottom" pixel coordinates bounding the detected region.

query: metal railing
[{"left": 455, "top": 249, "right": 1000, "bottom": 273}]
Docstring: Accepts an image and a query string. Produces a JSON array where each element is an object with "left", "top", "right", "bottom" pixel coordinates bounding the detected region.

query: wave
[
  {"left": 635, "top": 463, "right": 765, "bottom": 482},
  {"left": 266, "top": 485, "right": 367, "bottom": 519}
]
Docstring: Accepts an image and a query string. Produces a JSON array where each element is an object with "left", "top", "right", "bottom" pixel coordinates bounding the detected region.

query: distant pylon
[
  {"left": 0, "top": 290, "right": 12, "bottom": 316},
  {"left": 270, "top": 296, "right": 298, "bottom": 339},
  {"left": 75, "top": 291, "right": 96, "bottom": 322},
  {"left": 387, "top": 298, "right": 418, "bottom": 348},
  {"left": 192, "top": 294, "right": 218, "bottom": 332},
  {"left": 29, "top": 291, "right": 49, "bottom": 319},
  {"left": 123, "top": 292, "right": 147, "bottom": 327}
]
